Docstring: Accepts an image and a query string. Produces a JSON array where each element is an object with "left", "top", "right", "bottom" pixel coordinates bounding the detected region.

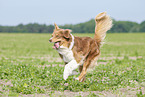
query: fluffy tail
[{"left": 94, "top": 12, "right": 112, "bottom": 47}]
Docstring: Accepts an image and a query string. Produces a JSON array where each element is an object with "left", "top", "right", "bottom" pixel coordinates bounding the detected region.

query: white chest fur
[
  {"left": 57, "top": 46, "right": 80, "bottom": 80},
  {"left": 56, "top": 34, "right": 75, "bottom": 63},
  {"left": 56, "top": 34, "right": 80, "bottom": 80},
  {"left": 57, "top": 46, "right": 74, "bottom": 63}
]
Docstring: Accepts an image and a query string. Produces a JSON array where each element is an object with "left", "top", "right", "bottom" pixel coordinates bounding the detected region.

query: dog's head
[{"left": 49, "top": 23, "right": 72, "bottom": 49}]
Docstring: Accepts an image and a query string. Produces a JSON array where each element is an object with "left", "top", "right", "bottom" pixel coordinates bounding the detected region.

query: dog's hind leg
[
  {"left": 77, "top": 51, "right": 99, "bottom": 82},
  {"left": 77, "top": 61, "right": 89, "bottom": 82},
  {"left": 77, "top": 66, "right": 86, "bottom": 82}
]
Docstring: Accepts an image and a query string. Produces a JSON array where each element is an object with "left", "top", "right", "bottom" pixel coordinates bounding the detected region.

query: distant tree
[
  {"left": 110, "top": 21, "right": 138, "bottom": 33},
  {"left": 47, "top": 25, "right": 54, "bottom": 33},
  {"left": 71, "top": 19, "right": 95, "bottom": 33},
  {"left": 0, "top": 26, "right": 3, "bottom": 32},
  {"left": 0, "top": 19, "right": 144, "bottom": 33},
  {"left": 139, "top": 21, "right": 145, "bottom": 32}
]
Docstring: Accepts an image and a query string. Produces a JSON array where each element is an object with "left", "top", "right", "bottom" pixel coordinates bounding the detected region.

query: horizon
[
  {"left": 0, "top": 0, "right": 145, "bottom": 26},
  {"left": 0, "top": 18, "right": 144, "bottom": 26}
]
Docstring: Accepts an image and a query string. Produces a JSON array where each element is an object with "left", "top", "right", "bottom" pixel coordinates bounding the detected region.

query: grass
[{"left": 0, "top": 33, "right": 145, "bottom": 96}]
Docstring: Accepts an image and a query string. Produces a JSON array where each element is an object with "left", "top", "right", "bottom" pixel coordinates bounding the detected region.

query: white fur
[
  {"left": 74, "top": 77, "right": 79, "bottom": 80},
  {"left": 56, "top": 34, "right": 80, "bottom": 80},
  {"left": 71, "top": 71, "right": 78, "bottom": 75},
  {"left": 56, "top": 34, "right": 75, "bottom": 63},
  {"left": 63, "top": 59, "right": 79, "bottom": 80},
  {"left": 74, "top": 77, "right": 83, "bottom": 82},
  {"left": 69, "top": 34, "right": 74, "bottom": 50},
  {"left": 57, "top": 46, "right": 74, "bottom": 63},
  {"left": 57, "top": 46, "right": 80, "bottom": 80}
]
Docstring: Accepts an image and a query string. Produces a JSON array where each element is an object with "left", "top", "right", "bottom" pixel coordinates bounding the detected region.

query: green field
[{"left": 0, "top": 33, "right": 145, "bottom": 96}]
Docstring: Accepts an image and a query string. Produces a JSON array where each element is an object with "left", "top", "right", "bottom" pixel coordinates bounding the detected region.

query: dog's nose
[{"left": 49, "top": 39, "right": 52, "bottom": 42}]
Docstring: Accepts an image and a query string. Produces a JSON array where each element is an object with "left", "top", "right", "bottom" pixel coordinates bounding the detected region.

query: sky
[{"left": 0, "top": 0, "right": 145, "bottom": 26}]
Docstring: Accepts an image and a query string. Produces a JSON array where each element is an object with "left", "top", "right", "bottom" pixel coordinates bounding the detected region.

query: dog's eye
[
  {"left": 56, "top": 35, "right": 59, "bottom": 38},
  {"left": 51, "top": 34, "right": 53, "bottom": 37}
]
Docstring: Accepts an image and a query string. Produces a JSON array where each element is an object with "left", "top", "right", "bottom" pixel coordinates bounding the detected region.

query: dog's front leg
[{"left": 63, "top": 59, "right": 79, "bottom": 80}]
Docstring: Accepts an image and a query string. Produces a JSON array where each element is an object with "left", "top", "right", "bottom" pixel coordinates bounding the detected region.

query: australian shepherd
[{"left": 49, "top": 12, "right": 112, "bottom": 82}]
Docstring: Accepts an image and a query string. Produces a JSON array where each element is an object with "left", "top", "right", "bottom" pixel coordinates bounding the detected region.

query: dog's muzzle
[{"left": 49, "top": 38, "right": 52, "bottom": 42}]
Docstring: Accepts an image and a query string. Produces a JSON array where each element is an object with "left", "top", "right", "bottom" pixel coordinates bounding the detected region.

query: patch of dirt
[
  {"left": 107, "top": 42, "right": 145, "bottom": 46},
  {"left": 1, "top": 56, "right": 143, "bottom": 64},
  {"left": 37, "top": 56, "right": 143, "bottom": 68},
  {"left": 0, "top": 56, "right": 62, "bottom": 62},
  {"left": 0, "top": 79, "right": 13, "bottom": 87},
  {"left": 99, "top": 56, "right": 143, "bottom": 60},
  {"left": 38, "top": 64, "right": 64, "bottom": 69},
  {"left": 54, "top": 90, "right": 119, "bottom": 97},
  {"left": 98, "top": 62, "right": 108, "bottom": 65},
  {"left": 20, "top": 93, "right": 50, "bottom": 97},
  {"left": 17, "top": 87, "right": 145, "bottom": 97},
  {"left": 19, "top": 56, "right": 62, "bottom": 62},
  {"left": 0, "top": 79, "right": 13, "bottom": 96}
]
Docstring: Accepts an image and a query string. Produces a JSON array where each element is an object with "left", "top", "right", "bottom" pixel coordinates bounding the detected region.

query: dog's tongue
[{"left": 53, "top": 42, "right": 60, "bottom": 49}]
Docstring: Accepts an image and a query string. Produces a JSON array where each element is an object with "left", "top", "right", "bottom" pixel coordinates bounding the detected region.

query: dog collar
[{"left": 69, "top": 34, "right": 74, "bottom": 50}]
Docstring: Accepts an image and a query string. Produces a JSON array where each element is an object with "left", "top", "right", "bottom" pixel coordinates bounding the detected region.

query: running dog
[{"left": 49, "top": 12, "right": 112, "bottom": 82}]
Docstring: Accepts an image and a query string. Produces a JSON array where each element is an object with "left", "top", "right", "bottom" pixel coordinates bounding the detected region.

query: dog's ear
[
  {"left": 63, "top": 29, "right": 72, "bottom": 39},
  {"left": 54, "top": 23, "right": 59, "bottom": 30}
]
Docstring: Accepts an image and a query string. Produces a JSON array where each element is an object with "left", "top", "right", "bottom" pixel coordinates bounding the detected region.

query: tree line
[{"left": 0, "top": 19, "right": 145, "bottom": 33}]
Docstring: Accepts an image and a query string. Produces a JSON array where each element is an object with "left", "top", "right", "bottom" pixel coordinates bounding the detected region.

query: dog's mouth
[{"left": 53, "top": 42, "right": 60, "bottom": 49}]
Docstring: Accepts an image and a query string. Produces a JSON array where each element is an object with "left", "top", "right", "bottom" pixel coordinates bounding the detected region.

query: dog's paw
[
  {"left": 73, "top": 77, "right": 79, "bottom": 81},
  {"left": 70, "top": 71, "right": 78, "bottom": 76},
  {"left": 63, "top": 76, "right": 68, "bottom": 80},
  {"left": 73, "top": 77, "right": 85, "bottom": 82},
  {"left": 63, "top": 71, "right": 70, "bottom": 80},
  {"left": 63, "top": 74, "right": 69, "bottom": 80}
]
